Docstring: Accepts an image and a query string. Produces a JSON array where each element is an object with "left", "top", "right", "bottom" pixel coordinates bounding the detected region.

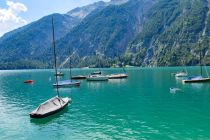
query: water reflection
[
  {"left": 108, "top": 79, "right": 127, "bottom": 84},
  {"left": 184, "top": 83, "right": 205, "bottom": 90},
  {"left": 87, "top": 82, "right": 107, "bottom": 89}
]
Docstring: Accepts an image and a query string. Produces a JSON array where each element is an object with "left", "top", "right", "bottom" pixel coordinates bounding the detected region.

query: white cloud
[{"left": 0, "top": 1, "right": 27, "bottom": 37}]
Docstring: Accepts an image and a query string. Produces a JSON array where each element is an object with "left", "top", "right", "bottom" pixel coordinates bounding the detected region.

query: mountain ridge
[{"left": 0, "top": 0, "right": 209, "bottom": 69}]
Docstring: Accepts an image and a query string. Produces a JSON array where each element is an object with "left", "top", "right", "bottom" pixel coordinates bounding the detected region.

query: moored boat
[
  {"left": 54, "top": 72, "right": 64, "bottom": 76},
  {"left": 30, "top": 17, "right": 70, "bottom": 118},
  {"left": 87, "top": 75, "right": 108, "bottom": 81},
  {"left": 53, "top": 80, "right": 80, "bottom": 88},
  {"left": 182, "top": 76, "right": 210, "bottom": 83},
  {"left": 107, "top": 73, "right": 128, "bottom": 79},
  {"left": 24, "top": 80, "right": 34, "bottom": 84},
  {"left": 182, "top": 40, "right": 210, "bottom": 83},
  {"left": 71, "top": 75, "right": 87, "bottom": 80},
  {"left": 175, "top": 71, "right": 188, "bottom": 77},
  {"left": 30, "top": 96, "right": 71, "bottom": 118}
]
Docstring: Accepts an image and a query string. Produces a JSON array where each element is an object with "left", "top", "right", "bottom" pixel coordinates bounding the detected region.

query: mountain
[
  {"left": 67, "top": 1, "right": 106, "bottom": 19},
  {"left": 56, "top": 0, "right": 155, "bottom": 67},
  {"left": 126, "top": 0, "right": 210, "bottom": 66},
  {"left": 0, "top": 1, "right": 110, "bottom": 69},
  {"left": 0, "top": 13, "right": 81, "bottom": 69},
  {"left": 67, "top": 0, "right": 129, "bottom": 19}
]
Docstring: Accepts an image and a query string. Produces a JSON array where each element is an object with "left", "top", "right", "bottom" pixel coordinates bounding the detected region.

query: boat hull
[
  {"left": 87, "top": 75, "right": 108, "bottom": 81},
  {"left": 30, "top": 101, "right": 69, "bottom": 118},
  {"left": 108, "top": 74, "right": 128, "bottom": 79},
  {"left": 175, "top": 73, "right": 188, "bottom": 77},
  {"left": 30, "top": 97, "right": 71, "bottom": 118},
  {"left": 71, "top": 76, "right": 87, "bottom": 80},
  {"left": 183, "top": 78, "right": 210, "bottom": 83},
  {"left": 53, "top": 80, "right": 80, "bottom": 88},
  {"left": 54, "top": 72, "right": 64, "bottom": 76},
  {"left": 91, "top": 71, "right": 102, "bottom": 75},
  {"left": 24, "top": 80, "right": 34, "bottom": 84}
]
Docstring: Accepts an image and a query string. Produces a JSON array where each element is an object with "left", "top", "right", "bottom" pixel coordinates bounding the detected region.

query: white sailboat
[
  {"left": 175, "top": 60, "right": 188, "bottom": 77},
  {"left": 87, "top": 52, "right": 108, "bottom": 81},
  {"left": 175, "top": 71, "right": 188, "bottom": 77},
  {"left": 87, "top": 74, "right": 108, "bottom": 81},
  {"left": 175, "top": 15, "right": 189, "bottom": 78},
  {"left": 54, "top": 71, "right": 64, "bottom": 76},
  {"left": 30, "top": 17, "right": 70, "bottom": 118},
  {"left": 183, "top": 41, "right": 210, "bottom": 83},
  {"left": 107, "top": 73, "right": 128, "bottom": 79},
  {"left": 53, "top": 46, "right": 80, "bottom": 88}
]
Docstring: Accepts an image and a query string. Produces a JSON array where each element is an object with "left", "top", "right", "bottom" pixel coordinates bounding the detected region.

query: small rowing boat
[{"left": 24, "top": 80, "right": 34, "bottom": 84}]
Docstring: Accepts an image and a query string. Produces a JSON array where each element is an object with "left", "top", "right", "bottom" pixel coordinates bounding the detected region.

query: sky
[{"left": 0, "top": 0, "right": 110, "bottom": 37}]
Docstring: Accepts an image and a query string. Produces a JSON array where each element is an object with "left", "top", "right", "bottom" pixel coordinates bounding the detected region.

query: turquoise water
[{"left": 0, "top": 67, "right": 210, "bottom": 139}]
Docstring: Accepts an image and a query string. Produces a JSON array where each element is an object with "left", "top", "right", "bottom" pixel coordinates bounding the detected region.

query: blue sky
[{"left": 0, "top": 0, "right": 110, "bottom": 36}]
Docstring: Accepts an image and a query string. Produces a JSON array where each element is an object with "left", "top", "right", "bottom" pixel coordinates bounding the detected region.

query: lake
[{"left": 0, "top": 67, "right": 210, "bottom": 139}]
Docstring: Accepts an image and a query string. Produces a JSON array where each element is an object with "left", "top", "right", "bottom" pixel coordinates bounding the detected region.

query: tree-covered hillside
[
  {"left": 0, "top": 14, "right": 81, "bottom": 69},
  {"left": 126, "top": 0, "right": 210, "bottom": 67},
  {"left": 56, "top": 0, "right": 155, "bottom": 67}
]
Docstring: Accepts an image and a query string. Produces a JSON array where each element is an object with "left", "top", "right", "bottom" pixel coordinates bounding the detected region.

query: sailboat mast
[
  {"left": 199, "top": 42, "right": 203, "bottom": 76},
  {"left": 69, "top": 47, "right": 72, "bottom": 81},
  {"left": 117, "top": 47, "right": 126, "bottom": 73},
  {"left": 52, "top": 17, "right": 60, "bottom": 97}
]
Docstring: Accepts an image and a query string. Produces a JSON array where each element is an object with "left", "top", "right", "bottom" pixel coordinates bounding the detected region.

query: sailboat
[
  {"left": 183, "top": 42, "right": 210, "bottom": 83},
  {"left": 54, "top": 71, "right": 64, "bottom": 76},
  {"left": 70, "top": 51, "right": 87, "bottom": 80},
  {"left": 107, "top": 53, "right": 128, "bottom": 79},
  {"left": 30, "top": 17, "right": 70, "bottom": 118},
  {"left": 175, "top": 71, "right": 188, "bottom": 77},
  {"left": 108, "top": 63, "right": 128, "bottom": 79},
  {"left": 175, "top": 15, "right": 189, "bottom": 78},
  {"left": 87, "top": 68, "right": 108, "bottom": 81},
  {"left": 71, "top": 75, "right": 87, "bottom": 80},
  {"left": 175, "top": 56, "right": 188, "bottom": 77},
  {"left": 53, "top": 47, "right": 80, "bottom": 88},
  {"left": 175, "top": 65, "right": 188, "bottom": 77},
  {"left": 87, "top": 53, "right": 108, "bottom": 81}
]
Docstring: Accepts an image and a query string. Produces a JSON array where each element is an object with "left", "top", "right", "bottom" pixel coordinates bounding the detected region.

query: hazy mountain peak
[
  {"left": 67, "top": 0, "right": 130, "bottom": 19},
  {"left": 109, "top": 0, "right": 129, "bottom": 5},
  {"left": 67, "top": 1, "right": 106, "bottom": 19}
]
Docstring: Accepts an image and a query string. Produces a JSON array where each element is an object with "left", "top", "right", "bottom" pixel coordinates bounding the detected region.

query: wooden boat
[
  {"left": 53, "top": 80, "right": 80, "bottom": 88},
  {"left": 71, "top": 75, "right": 87, "bottom": 80},
  {"left": 175, "top": 71, "right": 188, "bottom": 77},
  {"left": 107, "top": 73, "right": 128, "bottom": 79},
  {"left": 24, "top": 80, "right": 34, "bottom": 84},
  {"left": 109, "top": 49, "right": 129, "bottom": 79},
  {"left": 30, "top": 96, "right": 71, "bottom": 118},
  {"left": 87, "top": 75, "right": 108, "bottom": 81}
]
